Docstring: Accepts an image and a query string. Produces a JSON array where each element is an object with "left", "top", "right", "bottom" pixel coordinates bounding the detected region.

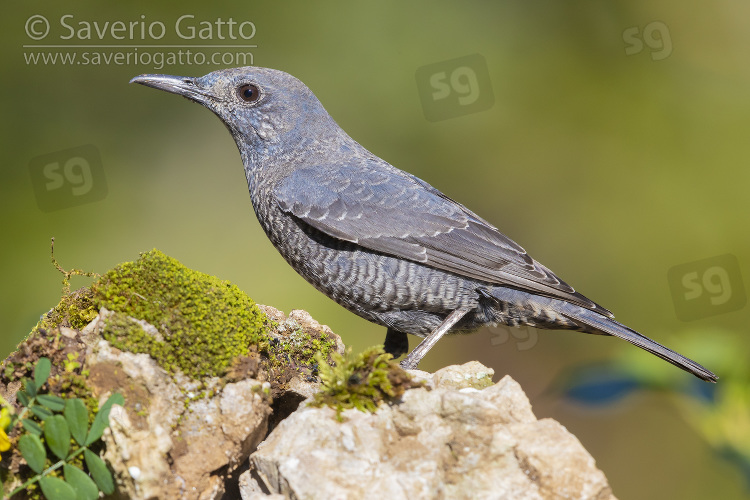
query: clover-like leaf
[
  {"left": 34, "top": 357, "right": 52, "bottom": 389},
  {"left": 21, "top": 418, "right": 42, "bottom": 436},
  {"left": 44, "top": 415, "right": 71, "bottom": 460},
  {"left": 16, "top": 390, "right": 30, "bottom": 407},
  {"left": 84, "top": 449, "right": 115, "bottom": 495},
  {"left": 85, "top": 393, "right": 124, "bottom": 446},
  {"left": 39, "top": 475, "right": 77, "bottom": 500},
  {"left": 18, "top": 434, "right": 46, "bottom": 473},
  {"left": 64, "top": 398, "right": 89, "bottom": 446},
  {"left": 64, "top": 464, "right": 99, "bottom": 500},
  {"left": 23, "top": 379, "right": 37, "bottom": 398},
  {"left": 30, "top": 405, "right": 54, "bottom": 421},
  {"left": 38, "top": 394, "right": 66, "bottom": 412}
]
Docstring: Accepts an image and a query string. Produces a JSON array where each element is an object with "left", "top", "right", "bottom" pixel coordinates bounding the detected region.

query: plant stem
[
  {"left": 14, "top": 402, "right": 31, "bottom": 425},
  {"left": 6, "top": 446, "right": 88, "bottom": 498}
]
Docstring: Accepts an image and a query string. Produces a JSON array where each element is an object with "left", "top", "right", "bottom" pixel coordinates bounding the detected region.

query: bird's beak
[{"left": 129, "top": 74, "right": 213, "bottom": 105}]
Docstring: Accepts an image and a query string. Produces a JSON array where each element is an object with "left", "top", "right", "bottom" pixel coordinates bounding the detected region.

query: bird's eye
[{"left": 238, "top": 83, "right": 260, "bottom": 103}]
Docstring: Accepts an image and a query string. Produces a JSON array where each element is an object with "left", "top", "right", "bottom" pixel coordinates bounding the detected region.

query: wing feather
[{"left": 276, "top": 161, "right": 612, "bottom": 317}]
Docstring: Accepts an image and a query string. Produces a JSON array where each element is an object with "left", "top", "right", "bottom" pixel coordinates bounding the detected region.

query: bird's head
[{"left": 130, "top": 66, "right": 337, "bottom": 162}]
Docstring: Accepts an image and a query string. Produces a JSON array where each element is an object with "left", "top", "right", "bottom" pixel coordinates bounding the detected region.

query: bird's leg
[
  {"left": 399, "top": 307, "right": 472, "bottom": 370},
  {"left": 384, "top": 328, "right": 409, "bottom": 358}
]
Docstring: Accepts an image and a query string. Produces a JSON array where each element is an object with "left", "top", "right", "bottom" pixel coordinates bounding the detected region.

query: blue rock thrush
[{"left": 130, "top": 66, "right": 716, "bottom": 382}]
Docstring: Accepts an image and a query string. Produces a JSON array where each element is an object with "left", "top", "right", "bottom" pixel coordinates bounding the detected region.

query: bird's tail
[{"left": 558, "top": 306, "right": 718, "bottom": 382}]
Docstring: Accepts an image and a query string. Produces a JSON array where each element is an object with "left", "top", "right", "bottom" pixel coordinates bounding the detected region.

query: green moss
[
  {"left": 3, "top": 363, "right": 14, "bottom": 381},
  {"left": 266, "top": 321, "right": 337, "bottom": 375},
  {"left": 32, "top": 286, "right": 98, "bottom": 335},
  {"left": 100, "top": 311, "right": 168, "bottom": 365},
  {"left": 28, "top": 249, "right": 345, "bottom": 387},
  {"left": 310, "top": 345, "right": 423, "bottom": 420},
  {"left": 288, "top": 327, "right": 336, "bottom": 366},
  {"left": 92, "top": 250, "right": 268, "bottom": 380}
]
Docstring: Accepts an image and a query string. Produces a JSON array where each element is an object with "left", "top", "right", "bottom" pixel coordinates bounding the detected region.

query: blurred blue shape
[
  {"left": 683, "top": 376, "right": 718, "bottom": 403},
  {"left": 561, "top": 365, "right": 643, "bottom": 406}
]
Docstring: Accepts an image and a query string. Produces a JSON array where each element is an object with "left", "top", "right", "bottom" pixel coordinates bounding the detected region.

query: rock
[
  {"left": 238, "top": 471, "right": 286, "bottom": 500},
  {"left": 244, "top": 362, "right": 616, "bottom": 500},
  {"left": 258, "top": 305, "right": 346, "bottom": 401},
  {"left": 256, "top": 305, "right": 346, "bottom": 433},
  {"left": 0, "top": 302, "right": 341, "bottom": 499},
  {"left": 85, "top": 304, "right": 344, "bottom": 500},
  {"left": 87, "top": 309, "right": 273, "bottom": 500},
  {"left": 425, "top": 359, "right": 495, "bottom": 390}
]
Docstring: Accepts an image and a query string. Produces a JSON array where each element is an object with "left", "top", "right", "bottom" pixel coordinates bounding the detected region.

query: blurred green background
[{"left": 2, "top": 2, "right": 749, "bottom": 498}]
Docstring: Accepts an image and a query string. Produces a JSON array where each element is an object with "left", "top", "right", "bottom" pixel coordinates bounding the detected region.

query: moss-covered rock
[
  {"left": 17, "top": 249, "right": 343, "bottom": 393},
  {"left": 91, "top": 250, "right": 267, "bottom": 379},
  {"left": 1, "top": 249, "right": 349, "bottom": 498},
  {"left": 31, "top": 250, "right": 268, "bottom": 380}
]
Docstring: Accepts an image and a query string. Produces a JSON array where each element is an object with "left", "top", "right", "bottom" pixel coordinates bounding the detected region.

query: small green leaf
[
  {"left": 23, "top": 378, "right": 37, "bottom": 398},
  {"left": 18, "top": 434, "right": 47, "bottom": 473},
  {"left": 39, "top": 475, "right": 77, "bottom": 500},
  {"left": 84, "top": 449, "right": 115, "bottom": 495},
  {"left": 85, "top": 393, "right": 124, "bottom": 446},
  {"left": 34, "top": 357, "right": 52, "bottom": 389},
  {"left": 64, "top": 398, "right": 89, "bottom": 446},
  {"left": 16, "top": 390, "right": 30, "bottom": 407},
  {"left": 30, "top": 405, "right": 54, "bottom": 421},
  {"left": 64, "top": 464, "right": 99, "bottom": 500},
  {"left": 38, "top": 394, "right": 66, "bottom": 412},
  {"left": 44, "top": 415, "right": 71, "bottom": 460},
  {"left": 21, "top": 418, "right": 43, "bottom": 436}
]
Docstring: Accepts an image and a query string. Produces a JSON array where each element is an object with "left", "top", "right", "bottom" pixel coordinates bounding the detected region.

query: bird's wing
[{"left": 275, "top": 161, "right": 612, "bottom": 316}]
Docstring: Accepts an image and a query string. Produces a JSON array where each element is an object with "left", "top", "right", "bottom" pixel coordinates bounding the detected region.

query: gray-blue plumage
[{"left": 130, "top": 66, "right": 717, "bottom": 382}]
